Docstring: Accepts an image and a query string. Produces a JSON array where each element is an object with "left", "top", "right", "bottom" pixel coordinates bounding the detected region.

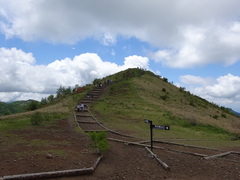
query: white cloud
[
  {"left": 1, "top": 0, "right": 240, "bottom": 67},
  {"left": 100, "top": 33, "right": 117, "bottom": 46},
  {"left": 179, "top": 74, "right": 240, "bottom": 111},
  {"left": 204, "top": 74, "right": 240, "bottom": 99},
  {"left": 179, "top": 75, "right": 214, "bottom": 86},
  {"left": 151, "top": 22, "right": 240, "bottom": 68},
  {"left": 0, "top": 48, "right": 149, "bottom": 102},
  {"left": 122, "top": 55, "right": 149, "bottom": 69}
]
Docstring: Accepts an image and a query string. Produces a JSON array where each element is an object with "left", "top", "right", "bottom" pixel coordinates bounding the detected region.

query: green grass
[
  {"left": 0, "top": 117, "right": 31, "bottom": 131},
  {"left": 0, "top": 111, "right": 70, "bottom": 132}
]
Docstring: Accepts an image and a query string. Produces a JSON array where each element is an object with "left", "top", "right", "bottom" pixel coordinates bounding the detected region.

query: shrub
[
  {"left": 160, "top": 95, "right": 168, "bottom": 101},
  {"left": 88, "top": 131, "right": 109, "bottom": 154},
  {"left": 189, "top": 100, "right": 195, "bottom": 107},
  {"left": 221, "top": 113, "right": 227, "bottom": 118},
  {"left": 162, "top": 77, "right": 168, "bottom": 83},
  {"left": 179, "top": 87, "right": 185, "bottom": 92},
  {"left": 162, "top": 88, "right": 166, "bottom": 92},
  {"left": 30, "top": 112, "right": 43, "bottom": 126}
]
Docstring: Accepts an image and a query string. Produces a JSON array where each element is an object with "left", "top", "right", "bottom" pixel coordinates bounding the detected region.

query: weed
[{"left": 30, "top": 112, "right": 43, "bottom": 126}]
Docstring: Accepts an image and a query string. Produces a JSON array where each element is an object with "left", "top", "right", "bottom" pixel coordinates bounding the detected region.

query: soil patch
[{"left": 0, "top": 118, "right": 97, "bottom": 177}]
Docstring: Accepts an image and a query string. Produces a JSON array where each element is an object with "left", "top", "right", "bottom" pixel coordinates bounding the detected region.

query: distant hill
[
  {"left": 231, "top": 109, "right": 240, "bottom": 117},
  {"left": 0, "top": 100, "right": 32, "bottom": 116}
]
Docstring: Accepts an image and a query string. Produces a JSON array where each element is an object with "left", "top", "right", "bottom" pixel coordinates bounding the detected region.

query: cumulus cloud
[
  {"left": 179, "top": 74, "right": 240, "bottom": 111},
  {"left": 122, "top": 55, "right": 149, "bottom": 69},
  {"left": 151, "top": 22, "right": 240, "bottom": 68},
  {"left": 0, "top": 48, "right": 149, "bottom": 102},
  {"left": 1, "top": 0, "right": 240, "bottom": 67},
  {"left": 179, "top": 75, "right": 215, "bottom": 86}
]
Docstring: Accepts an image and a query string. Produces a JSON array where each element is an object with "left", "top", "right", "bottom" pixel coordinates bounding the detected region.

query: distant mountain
[
  {"left": 231, "top": 109, "right": 240, "bottom": 117},
  {"left": 0, "top": 100, "right": 33, "bottom": 116}
]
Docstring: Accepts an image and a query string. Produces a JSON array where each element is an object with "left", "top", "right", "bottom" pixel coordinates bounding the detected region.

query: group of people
[
  {"left": 77, "top": 79, "right": 112, "bottom": 112},
  {"left": 95, "top": 79, "right": 112, "bottom": 89}
]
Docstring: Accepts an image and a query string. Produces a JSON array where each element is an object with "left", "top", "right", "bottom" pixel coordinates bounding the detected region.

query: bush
[
  {"left": 88, "top": 131, "right": 109, "bottom": 154},
  {"left": 221, "top": 113, "right": 227, "bottom": 118},
  {"left": 189, "top": 100, "right": 195, "bottom": 107},
  {"left": 30, "top": 112, "right": 43, "bottom": 126},
  {"left": 160, "top": 95, "right": 168, "bottom": 101},
  {"left": 27, "top": 100, "right": 40, "bottom": 111},
  {"left": 179, "top": 87, "right": 186, "bottom": 92},
  {"left": 162, "top": 77, "right": 168, "bottom": 82}
]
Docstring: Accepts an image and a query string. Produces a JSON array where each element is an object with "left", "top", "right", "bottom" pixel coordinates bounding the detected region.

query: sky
[{"left": 0, "top": 0, "right": 240, "bottom": 112}]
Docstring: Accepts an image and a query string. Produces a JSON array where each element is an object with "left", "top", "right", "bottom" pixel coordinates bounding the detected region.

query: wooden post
[
  {"left": 144, "top": 119, "right": 153, "bottom": 151},
  {"left": 204, "top": 151, "right": 232, "bottom": 160},
  {"left": 145, "top": 147, "right": 170, "bottom": 170}
]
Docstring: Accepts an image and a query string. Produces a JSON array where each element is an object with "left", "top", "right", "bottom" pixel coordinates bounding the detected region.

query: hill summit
[{"left": 92, "top": 68, "right": 240, "bottom": 140}]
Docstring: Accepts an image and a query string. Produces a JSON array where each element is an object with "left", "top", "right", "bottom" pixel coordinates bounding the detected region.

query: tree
[
  {"left": 56, "top": 86, "right": 72, "bottom": 98},
  {"left": 56, "top": 86, "right": 65, "bottom": 98},
  {"left": 65, "top": 86, "right": 72, "bottom": 95},
  {"left": 41, "top": 97, "right": 48, "bottom": 105},
  {"left": 47, "top": 95, "right": 54, "bottom": 103},
  {"left": 88, "top": 131, "right": 109, "bottom": 154},
  {"left": 26, "top": 100, "right": 40, "bottom": 111}
]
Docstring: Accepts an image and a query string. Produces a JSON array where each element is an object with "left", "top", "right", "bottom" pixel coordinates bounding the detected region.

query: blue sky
[{"left": 0, "top": 0, "right": 240, "bottom": 112}]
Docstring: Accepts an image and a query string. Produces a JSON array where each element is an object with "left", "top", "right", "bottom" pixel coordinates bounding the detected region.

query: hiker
[
  {"left": 99, "top": 82, "right": 103, "bottom": 88},
  {"left": 76, "top": 104, "right": 81, "bottom": 112},
  {"left": 107, "top": 79, "right": 112, "bottom": 84},
  {"left": 87, "top": 93, "right": 93, "bottom": 98},
  {"left": 80, "top": 103, "right": 84, "bottom": 112}
]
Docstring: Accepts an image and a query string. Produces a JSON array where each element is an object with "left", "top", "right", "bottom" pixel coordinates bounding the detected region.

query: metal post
[
  {"left": 150, "top": 121, "right": 153, "bottom": 151},
  {"left": 144, "top": 119, "right": 153, "bottom": 151}
]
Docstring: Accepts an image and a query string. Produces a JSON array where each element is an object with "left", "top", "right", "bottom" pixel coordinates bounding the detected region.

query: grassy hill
[
  {"left": 1, "top": 68, "right": 239, "bottom": 148},
  {"left": 92, "top": 68, "right": 240, "bottom": 147}
]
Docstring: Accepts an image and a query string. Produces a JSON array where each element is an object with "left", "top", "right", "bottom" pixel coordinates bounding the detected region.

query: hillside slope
[{"left": 92, "top": 68, "right": 240, "bottom": 144}]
